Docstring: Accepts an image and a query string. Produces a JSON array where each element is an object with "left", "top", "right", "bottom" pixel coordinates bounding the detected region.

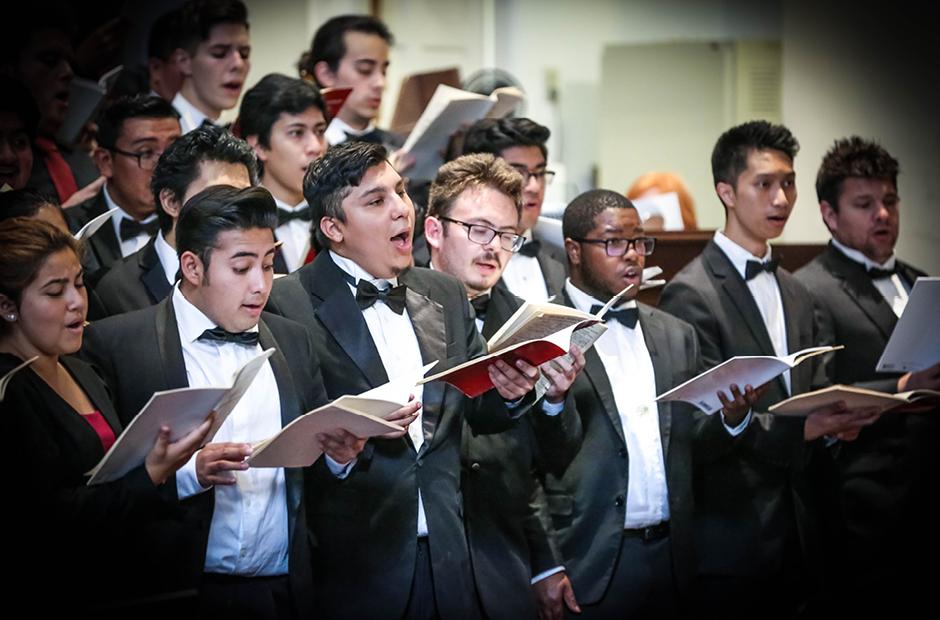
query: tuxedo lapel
[
  {"left": 273, "top": 244, "right": 290, "bottom": 275},
  {"left": 639, "top": 306, "right": 672, "bottom": 458},
  {"left": 309, "top": 254, "right": 388, "bottom": 388},
  {"left": 139, "top": 238, "right": 173, "bottom": 304},
  {"left": 154, "top": 297, "right": 189, "bottom": 389},
  {"left": 823, "top": 244, "right": 898, "bottom": 341},
  {"left": 482, "top": 282, "right": 519, "bottom": 341},
  {"left": 402, "top": 272, "right": 447, "bottom": 447},
  {"left": 63, "top": 355, "right": 123, "bottom": 434}
]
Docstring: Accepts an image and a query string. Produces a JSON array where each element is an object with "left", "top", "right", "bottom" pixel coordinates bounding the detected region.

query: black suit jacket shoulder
[
  {"left": 66, "top": 191, "right": 123, "bottom": 276},
  {"left": 92, "top": 236, "right": 173, "bottom": 319}
]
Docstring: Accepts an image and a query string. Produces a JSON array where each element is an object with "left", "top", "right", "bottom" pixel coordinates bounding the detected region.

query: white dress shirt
[
  {"left": 565, "top": 280, "right": 669, "bottom": 528},
  {"left": 713, "top": 230, "right": 791, "bottom": 395},
  {"left": 326, "top": 251, "right": 432, "bottom": 537},
  {"left": 830, "top": 238, "right": 910, "bottom": 317},
  {"left": 153, "top": 232, "right": 179, "bottom": 286},
  {"left": 324, "top": 117, "right": 377, "bottom": 147},
  {"left": 104, "top": 185, "right": 157, "bottom": 258},
  {"left": 272, "top": 195, "right": 311, "bottom": 273},
  {"left": 501, "top": 231, "right": 552, "bottom": 303},
  {"left": 172, "top": 92, "right": 216, "bottom": 134},
  {"left": 172, "top": 286, "right": 290, "bottom": 576}
]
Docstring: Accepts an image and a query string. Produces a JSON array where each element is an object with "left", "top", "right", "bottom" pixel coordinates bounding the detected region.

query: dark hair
[
  {"left": 303, "top": 141, "right": 388, "bottom": 249},
  {"left": 0, "top": 77, "right": 40, "bottom": 140},
  {"left": 0, "top": 6, "right": 75, "bottom": 68},
  {"left": 176, "top": 185, "right": 277, "bottom": 278},
  {"left": 563, "top": 189, "right": 637, "bottom": 241},
  {"left": 95, "top": 95, "right": 180, "bottom": 150},
  {"left": 428, "top": 153, "right": 523, "bottom": 221},
  {"left": 178, "top": 0, "right": 249, "bottom": 55},
  {"left": 0, "top": 189, "right": 60, "bottom": 222},
  {"left": 816, "top": 136, "right": 899, "bottom": 209},
  {"left": 299, "top": 14, "right": 393, "bottom": 85},
  {"left": 151, "top": 125, "right": 258, "bottom": 234},
  {"left": 148, "top": 9, "right": 183, "bottom": 61},
  {"left": 238, "top": 73, "right": 326, "bottom": 148},
  {"left": 0, "top": 217, "right": 81, "bottom": 330},
  {"left": 463, "top": 117, "right": 551, "bottom": 160},
  {"left": 711, "top": 120, "right": 800, "bottom": 188}
]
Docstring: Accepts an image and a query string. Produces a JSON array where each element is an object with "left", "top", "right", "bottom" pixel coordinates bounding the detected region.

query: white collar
[
  {"left": 830, "top": 237, "right": 897, "bottom": 272},
  {"left": 713, "top": 230, "right": 773, "bottom": 280},
  {"left": 329, "top": 250, "right": 399, "bottom": 287},
  {"left": 172, "top": 283, "right": 259, "bottom": 344},
  {"left": 325, "top": 116, "right": 377, "bottom": 146},
  {"left": 272, "top": 195, "right": 308, "bottom": 212},
  {"left": 172, "top": 92, "right": 217, "bottom": 130},
  {"left": 565, "top": 278, "right": 637, "bottom": 314}
]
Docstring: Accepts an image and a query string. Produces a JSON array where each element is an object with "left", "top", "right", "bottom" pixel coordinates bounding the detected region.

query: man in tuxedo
[
  {"left": 92, "top": 125, "right": 256, "bottom": 318},
  {"left": 462, "top": 117, "right": 567, "bottom": 302},
  {"left": 658, "top": 120, "right": 880, "bottom": 616},
  {"left": 240, "top": 73, "right": 328, "bottom": 273},
  {"left": 265, "top": 141, "right": 542, "bottom": 619},
  {"left": 83, "top": 185, "right": 381, "bottom": 619},
  {"left": 65, "top": 95, "right": 181, "bottom": 278},
  {"left": 172, "top": 0, "right": 251, "bottom": 133},
  {"left": 795, "top": 136, "right": 940, "bottom": 612},
  {"left": 422, "top": 152, "right": 585, "bottom": 620}
]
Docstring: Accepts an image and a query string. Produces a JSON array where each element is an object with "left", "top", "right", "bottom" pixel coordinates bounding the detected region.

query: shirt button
[
  {"left": 614, "top": 495, "right": 625, "bottom": 507},
  {"left": 618, "top": 447, "right": 627, "bottom": 458},
  {"left": 470, "top": 462, "right": 481, "bottom": 471}
]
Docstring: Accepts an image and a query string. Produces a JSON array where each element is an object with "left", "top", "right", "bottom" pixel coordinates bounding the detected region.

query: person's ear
[
  {"left": 314, "top": 61, "right": 337, "bottom": 88},
  {"left": 716, "top": 182, "right": 736, "bottom": 210},
  {"left": 179, "top": 251, "right": 203, "bottom": 286}
]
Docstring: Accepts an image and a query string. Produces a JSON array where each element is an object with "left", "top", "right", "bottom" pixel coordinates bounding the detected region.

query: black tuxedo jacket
[
  {"left": 533, "top": 246, "right": 568, "bottom": 300},
  {"left": 658, "top": 239, "right": 827, "bottom": 583},
  {"left": 65, "top": 191, "right": 125, "bottom": 277},
  {"left": 542, "top": 294, "right": 718, "bottom": 605},
  {"left": 92, "top": 235, "right": 174, "bottom": 319},
  {"left": 1, "top": 353, "right": 193, "bottom": 612},
  {"left": 80, "top": 298, "right": 327, "bottom": 620},
  {"left": 461, "top": 282, "right": 582, "bottom": 620},
  {"left": 266, "top": 252, "right": 525, "bottom": 620}
]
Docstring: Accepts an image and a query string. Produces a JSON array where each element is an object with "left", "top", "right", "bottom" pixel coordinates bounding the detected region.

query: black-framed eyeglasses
[
  {"left": 508, "top": 164, "right": 556, "bottom": 185},
  {"left": 439, "top": 216, "right": 525, "bottom": 252},
  {"left": 572, "top": 236, "right": 656, "bottom": 257},
  {"left": 111, "top": 147, "right": 163, "bottom": 171}
]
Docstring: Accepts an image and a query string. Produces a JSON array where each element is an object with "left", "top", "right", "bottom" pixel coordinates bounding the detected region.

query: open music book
[{"left": 769, "top": 384, "right": 940, "bottom": 416}]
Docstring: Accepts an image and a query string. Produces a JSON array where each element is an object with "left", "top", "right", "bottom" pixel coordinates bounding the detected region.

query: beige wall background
[{"left": 242, "top": 0, "right": 939, "bottom": 272}]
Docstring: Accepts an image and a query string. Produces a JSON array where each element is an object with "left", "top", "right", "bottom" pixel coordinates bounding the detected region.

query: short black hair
[
  {"left": 176, "top": 184, "right": 277, "bottom": 278},
  {"left": 816, "top": 136, "right": 899, "bottom": 210},
  {"left": 151, "top": 125, "right": 259, "bottom": 234},
  {"left": 0, "top": 77, "right": 40, "bottom": 140},
  {"left": 95, "top": 95, "right": 180, "bottom": 151},
  {"left": 300, "top": 15, "right": 393, "bottom": 86},
  {"left": 563, "top": 189, "right": 637, "bottom": 241},
  {"left": 238, "top": 73, "right": 326, "bottom": 148},
  {"left": 711, "top": 120, "right": 800, "bottom": 188},
  {"left": 303, "top": 141, "right": 388, "bottom": 249},
  {"left": 178, "top": 0, "right": 249, "bottom": 55},
  {"left": 463, "top": 117, "right": 551, "bottom": 160},
  {"left": 0, "top": 189, "right": 60, "bottom": 223},
  {"left": 148, "top": 9, "right": 183, "bottom": 61}
]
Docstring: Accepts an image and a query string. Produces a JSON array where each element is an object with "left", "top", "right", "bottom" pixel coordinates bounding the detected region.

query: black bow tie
[
  {"left": 198, "top": 326, "right": 259, "bottom": 347},
  {"left": 744, "top": 259, "right": 778, "bottom": 281},
  {"left": 518, "top": 239, "right": 541, "bottom": 258},
  {"left": 119, "top": 217, "right": 160, "bottom": 241},
  {"left": 470, "top": 294, "right": 490, "bottom": 320},
  {"left": 200, "top": 118, "right": 215, "bottom": 128},
  {"left": 591, "top": 304, "right": 638, "bottom": 328},
  {"left": 345, "top": 130, "right": 383, "bottom": 145},
  {"left": 277, "top": 206, "right": 312, "bottom": 226},
  {"left": 354, "top": 279, "right": 407, "bottom": 314},
  {"left": 868, "top": 265, "right": 897, "bottom": 279}
]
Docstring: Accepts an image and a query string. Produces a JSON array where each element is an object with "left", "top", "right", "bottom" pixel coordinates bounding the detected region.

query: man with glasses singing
[
  {"left": 66, "top": 95, "right": 182, "bottom": 278},
  {"left": 544, "top": 188, "right": 755, "bottom": 618},
  {"left": 462, "top": 117, "right": 567, "bottom": 302}
]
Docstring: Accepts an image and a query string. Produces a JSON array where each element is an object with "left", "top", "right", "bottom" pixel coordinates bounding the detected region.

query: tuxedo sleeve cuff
[
  {"left": 176, "top": 451, "right": 211, "bottom": 499},
  {"left": 531, "top": 566, "right": 565, "bottom": 585},
  {"left": 324, "top": 454, "right": 356, "bottom": 479},
  {"left": 721, "top": 409, "right": 752, "bottom": 437}
]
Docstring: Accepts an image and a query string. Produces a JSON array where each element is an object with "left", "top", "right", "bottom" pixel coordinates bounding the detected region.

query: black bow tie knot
[
  {"left": 198, "top": 326, "right": 259, "bottom": 347},
  {"left": 469, "top": 294, "right": 491, "bottom": 320},
  {"left": 591, "top": 304, "right": 638, "bottom": 329},
  {"left": 868, "top": 265, "right": 897, "bottom": 279},
  {"left": 517, "top": 239, "right": 541, "bottom": 258},
  {"left": 355, "top": 279, "right": 407, "bottom": 314},
  {"left": 744, "top": 259, "right": 778, "bottom": 281},
  {"left": 277, "top": 206, "right": 313, "bottom": 226},
  {"left": 119, "top": 217, "right": 160, "bottom": 241}
]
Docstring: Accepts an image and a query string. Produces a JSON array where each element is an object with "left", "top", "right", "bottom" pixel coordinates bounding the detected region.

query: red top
[{"left": 83, "top": 410, "right": 117, "bottom": 454}]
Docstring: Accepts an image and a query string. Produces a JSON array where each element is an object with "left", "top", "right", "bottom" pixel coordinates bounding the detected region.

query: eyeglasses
[
  {"left": 111, "top": 147, "right": 164, "bottom": 171},
  {"left": 572, "top": 236, "right": 656, "bottom": 257},
  {"left": 509, "top": 164, "right": 556, "bottom": 185},
  {"left": 439, "top": 216, "right": 525, "bottom": 252}
]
